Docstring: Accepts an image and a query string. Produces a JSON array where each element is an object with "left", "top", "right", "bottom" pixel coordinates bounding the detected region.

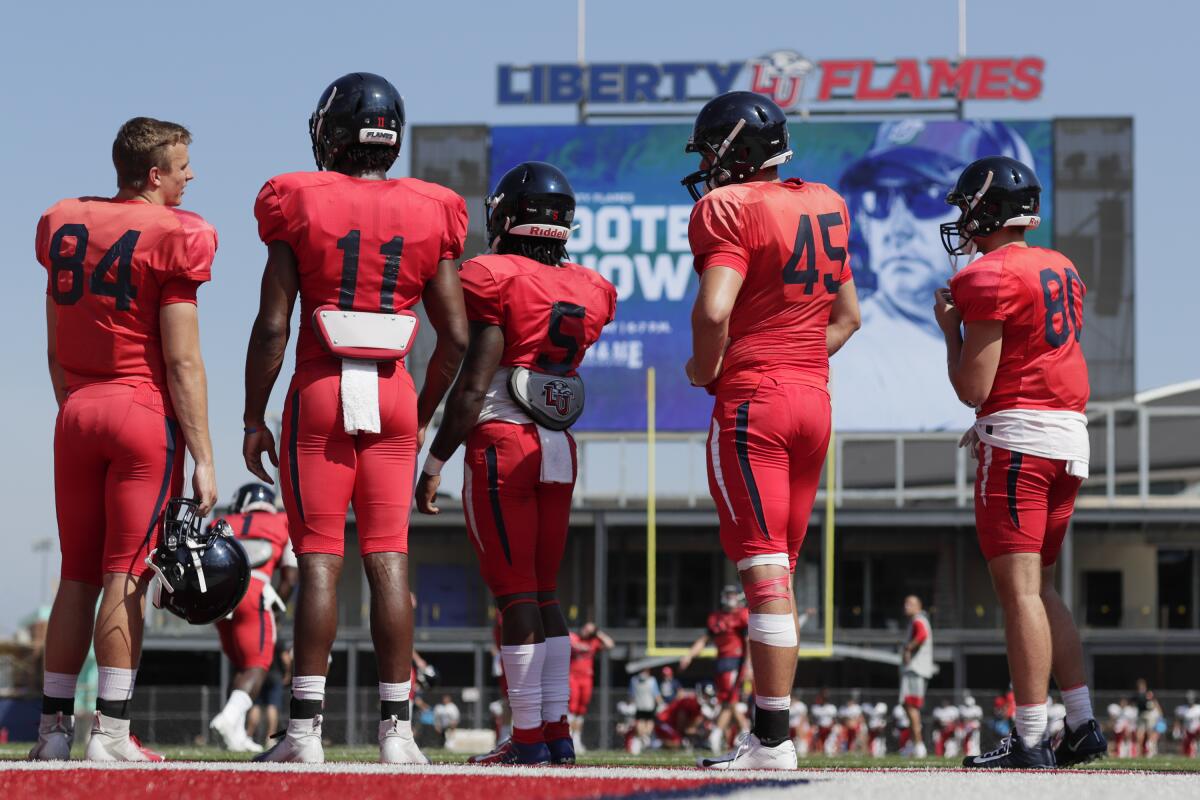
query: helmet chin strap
[
  {"left": 705, "top": 118, "right": 747, "bottom": 189},
  {"left": 312, "top": 87, "right": 339, "bottom": 170}
]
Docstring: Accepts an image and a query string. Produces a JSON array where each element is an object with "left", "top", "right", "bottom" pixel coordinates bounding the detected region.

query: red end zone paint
[{"left": 0, "top": 768, "right": 789, "bottom": 800}]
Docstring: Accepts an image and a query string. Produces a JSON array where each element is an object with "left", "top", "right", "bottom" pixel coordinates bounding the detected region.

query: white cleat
[
  {"left": 379, "top": 716, "right": 427, "bottom": 764},
  {"left": 210, "top": 714, "right": 263, "bottom": 753},
  {"left": 699, "top": 733, "right": 798, "bottom": 770},
  {"left": 28, "top": 712, "right": 74, "bottom": 760},
  {"left": 708, "top": 727, "right": 725, "bottom": 754},
  {"left": 85, "top": 713, "right": 164, "bottom": 762},
  {"left": 253, "top": 716, "right": 324, "bottom": 763},
  {"left": 914, "top": 742, "right": 928, "bottom": 759}
]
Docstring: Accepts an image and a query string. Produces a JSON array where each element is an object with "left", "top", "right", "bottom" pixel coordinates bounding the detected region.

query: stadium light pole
[{"left": 577, "top": 0, "right": 587, "bottom": 124}]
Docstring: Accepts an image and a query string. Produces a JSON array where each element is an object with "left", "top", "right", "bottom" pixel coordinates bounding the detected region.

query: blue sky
[{"left": 1, "top": 0, "right": 1195, "bottom": 635}]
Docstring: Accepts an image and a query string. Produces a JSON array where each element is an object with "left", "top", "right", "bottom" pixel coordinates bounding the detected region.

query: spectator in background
[
  {"left": 659, "top": 666, "right": 682, "bottom": 704},
  {"left": 629, "top": 668, "right": 662, "bottom": 754},
  {"left": 247, "top": 641, "right": 291, "bottom": 748},
  {"left": 433, "top": 694, "right": 461, "bottom": 745},
  {"left": 1135, "top": 678, "right": 1164, "bottom": 757}
]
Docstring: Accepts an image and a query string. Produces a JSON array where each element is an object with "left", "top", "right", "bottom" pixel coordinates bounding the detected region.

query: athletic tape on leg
[
  {"left": 748, "top": 612, "right": 798, "bottom": 647},
  {"left": 744, "top": 575, "right": 791, "bottom": 608}
]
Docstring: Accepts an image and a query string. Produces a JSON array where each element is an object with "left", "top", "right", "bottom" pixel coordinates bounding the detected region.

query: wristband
[
  {"left": 244, "top": 426, "right": 260, "bottom": 434},
  {"left": 422, "top": 454, "right": 445, "bottom": 476}
]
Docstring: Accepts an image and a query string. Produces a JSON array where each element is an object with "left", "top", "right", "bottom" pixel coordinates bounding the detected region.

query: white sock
[
  {"left": 501, "top": 643, "right": 546, "bottom": 732},
  {"left": 292, "top": 675, "right": 326, "bottom": 702},
  {"left": 43, "top": 671, "right": 78, "bottom": 700},
  {"left": 220, "top": 689, "right": 254, "bottom": 723},
  {"left": 379, "top": 680, "right": 411, "bottom": 702},
  {"left": 541, "top": 636, "right": 571, "bottom": 723},
  {"left": 1015, "top": 703, "right": 1048, "bottom": 748},
  {"left": 97, "top": 667, "right": 136, "bottom": 703},
  {"left": 754, "top": 694, "right": 790, "bottom": 712},
  {"left": 1062, "top": 685, "right": 1093, "bottom": 730}
]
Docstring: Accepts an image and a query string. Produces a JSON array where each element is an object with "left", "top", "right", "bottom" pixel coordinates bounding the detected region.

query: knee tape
[
  {"left": 748, "top": 613, "right": 798, "bottom": 648},
  {"left": 743, "top": 575, "right": 791, "bottom": 609}
]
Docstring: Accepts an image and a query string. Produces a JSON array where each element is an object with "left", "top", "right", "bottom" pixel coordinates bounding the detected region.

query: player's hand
[
  {"left": 415, "top": 472, "right": 441, "bottom": 515},
  {"left": 932, "top": 287, "right": 962, "bottom": 334},
  {"left": 902, "top": 650, "right": 912, "bottom": 665},
  {"left": 243, "top": 426, "right": 279, "bottom": 485},
  {"left": 192, "top": 460, "right": 218, "bottom": 516}
]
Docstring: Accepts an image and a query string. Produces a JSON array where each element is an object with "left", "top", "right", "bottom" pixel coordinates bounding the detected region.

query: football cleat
[
  {"left": 210, "top": 713, "right": 262, "bottom": 753},
  {"left": 962, "top": 735, "right": 1055, "bottom": 769},
  {"left": 699, "top": 733, "right": 797, "bottom": 770},
  {"left": 28, "top": 712, "right": 74, "bottom": 760},
  {"left": 85, "top": 713, "right": 164, "bottom": 762},
  {"left": 252, "top": 716, "right": 324, "bottom": 763},
  {"left": 379, "top": 716, "right": 427, "bottom": 764},
  {"left": 1054, "top": 719, "right": 1107, "bottom": 767},
  {"left": 546, "top": 735, "right": 575, "bottom": 765},
  {"left": 468, "top": 738, "right": 551, "bottom": 765}
]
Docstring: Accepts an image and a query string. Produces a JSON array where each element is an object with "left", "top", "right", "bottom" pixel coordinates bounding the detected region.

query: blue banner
[{"left": 490, "top": 119, "right": 1052, "bottom": 432}]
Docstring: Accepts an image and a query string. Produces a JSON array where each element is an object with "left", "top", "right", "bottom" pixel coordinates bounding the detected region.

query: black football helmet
[
  {"left": 941, "top": 156, "right": 1041, "bottom": 256},
  {"left": 231, "top": 482, "right": 276, "bottom": 514},
  {"left": 309, "top": 72, "right": 405, "bottom": 170},
  {"left": 148, "top": 498, "right": 251, "bottom": 625},
  {"left": 485, "top": 161, "right": 575, "bottom": 251},
  {"left": 681, "top": 91, "right": 793, "bottom": 201}
]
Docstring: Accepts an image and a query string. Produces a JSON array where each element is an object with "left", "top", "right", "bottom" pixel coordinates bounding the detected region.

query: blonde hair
[{"left": 112, "top": 117, "right": 191, "bottom": 190}]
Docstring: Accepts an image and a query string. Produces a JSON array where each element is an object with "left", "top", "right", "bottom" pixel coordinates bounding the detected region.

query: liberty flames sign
[{"left": 498, "top": 51, "right": 1043, "bottom": 108}]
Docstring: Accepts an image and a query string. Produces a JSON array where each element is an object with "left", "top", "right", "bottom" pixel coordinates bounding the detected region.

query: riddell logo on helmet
[{"left": 517, "top": 224, "right": 570, "bottom": 240}]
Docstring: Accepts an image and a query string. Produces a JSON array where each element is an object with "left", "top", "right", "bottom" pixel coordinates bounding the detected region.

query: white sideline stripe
[
  {"left": 710, "top": 418, "right": 738, "bottom": 523},
  {"left": 0, "top": 761, "right": 798, "bottom": 780}
]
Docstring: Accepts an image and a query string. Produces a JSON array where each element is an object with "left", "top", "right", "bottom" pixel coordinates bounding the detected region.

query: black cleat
[
  {"left": 1054, "top": 719, "right": 1107, "bottom": 767},
  {"left": 963, "top": 735, "right": 1055, "bottom": 769}
]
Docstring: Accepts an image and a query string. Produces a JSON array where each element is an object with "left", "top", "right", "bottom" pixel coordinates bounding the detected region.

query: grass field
[{"left": 2, "top": 743, "right": 1198, "bottom": 771}]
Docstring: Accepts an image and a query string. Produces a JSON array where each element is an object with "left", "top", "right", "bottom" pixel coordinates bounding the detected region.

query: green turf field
[{"left": 1, "top": 744, "right": 1198, "bottom": 771}]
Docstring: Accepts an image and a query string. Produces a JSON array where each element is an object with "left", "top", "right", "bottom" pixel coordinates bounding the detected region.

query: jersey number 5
[
  {"left": 536, "top": 301, "right": 586, "bottom": 375},
  {"left": 49, "top": 223, "right": 140, "bottom": 310},
  {"left": 782, "top": 212, "right": 846, "bottom": 299}
]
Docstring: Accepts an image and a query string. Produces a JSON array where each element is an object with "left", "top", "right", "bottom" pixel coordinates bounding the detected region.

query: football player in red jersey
[
  {"left": 682, "top": 92, "right": 862, "bottom": 770},
  {"left": 243, "top": 73, "right": 469, "bottom": 764},
  {"left": 415, "top": 161, "right": 617, "bottom": 765},
  {"left": 567, "top": 621, "right": 615, "bottom": 751},
  {"left": 935, "top": 156, "right": 1104, "bottom": 769},
  {"left": 680, "top": 586, "right": 751, "bottom": 753},
  {"left": 207, "top": 483, "right": 297, "bottom": 752},
  {"left": 30, "top": 117, "right": 218, "bottom": 762}
]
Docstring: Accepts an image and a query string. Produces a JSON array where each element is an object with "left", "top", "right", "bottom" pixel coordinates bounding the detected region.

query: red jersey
[
  {"left": 688, "top": 179, "right": 852, "bottom": 393},
  {"left": 459, "top": 254, "right": 617, "bottom": 375},
  {"left": 214, "top": 510, "right": 292, "bottom": 581},
  {"left": 569, "top": 632, "right": 606, "bottom": 679},
  {"left": 36, "top": 198, "right": 217, "bottom": 392},
  {"left": 659, "top": 694, "right": 702, "bottom": 727},
  {"left": 949, "top": 245, "right": 1089, "bottom": 416},
  {"left": 706, "top": 607, "right": 750, "bottom": 659},
  {"left": 254, "top": 172, "right": 467, "bottom": 367}
]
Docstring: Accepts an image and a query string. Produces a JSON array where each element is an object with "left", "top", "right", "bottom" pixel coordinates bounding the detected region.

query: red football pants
[
  {"left": 462, "top": 422, "right": 576, "bottom": 597},
  {"left": 215, "top": 580, "right": 275, "bottom": 671},
  {"left": 706, "top": 377, "right": 831, "bottom": 571},
  {"left": 974, "top": 442, "right": 1081, "bottom": 565},
  {"left": 569, "top": 672, "right": 594, "bottom": 716},
  {"left": 280, "top": 360, "right": 417, "bottom": 557},
  {"left": 54, "top": 382, "right": 183, "bottom": 585}
]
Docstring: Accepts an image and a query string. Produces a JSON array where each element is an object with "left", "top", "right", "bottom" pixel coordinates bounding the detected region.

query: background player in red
[
  {"left": 568, "top": 621, "right": 615, "bottom": 753},
  {"left": 899, "top": 594, "right": 933, "bottom": 757},
  {"left": 30, "top": 117, "right": 218, "bottom": 762},
  {"left": 243, "top": 72, "right": 469, "bottom": 764},
  {"left": 680, "top": 585, "right": 751, "bottom": 753},
  {"left": 682, "top": 92, "right": 861, "bottom": 770},
  {"left": 936, "top": 156, "right": 1105, "bottom": 769},
  {"left": 208, "top": 483, "right": 297, "bottom": 752},
  {"left": 415, "top": 161, "right": 617, "bottom": 765}
]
